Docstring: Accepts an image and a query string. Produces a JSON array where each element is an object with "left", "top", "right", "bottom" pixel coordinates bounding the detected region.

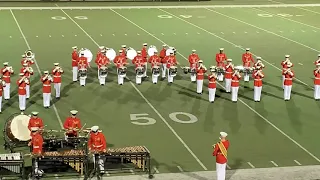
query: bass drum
[
  {"left": 106, "top": 48, "right": 116, "bottom": 61},
  {"left": 126, "top": 48, "right": 137, "bottom": 60},
  {"left": 79, "top": 48, "right": 93, "bottom": 63}
]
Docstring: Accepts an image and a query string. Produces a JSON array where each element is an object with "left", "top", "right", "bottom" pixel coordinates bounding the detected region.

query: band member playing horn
[
  {"left": 21, "top": 54, "right": 35, "bottom": 67},
  {"left": 20, "top": 63, "right": 34, "bottom": 99},
  {"left": 231, "top": 69, "right": 241, "bottom": 102},
  {"left": 196, "top": 60, "right": 207, "bottom": 94},
  {"left": 52, "top": 63, "right": 63, "bottom": 99},
  {"left": 252, "top": 65, "right": 264, "bottom": 102},
  {"left": 28, "top": 112, "right": 44, "bottom": 132},
  {"left": 216, "top": 48, "right": 227, "bottom": 81},
  {"left": 253, "top": 57, "right": 265, "bottom": 69},
  {"left": 142, "top": 43, "right": 148, "bottom": 78},
  {"left": 120, "top": 45, "right": 127, "bottom": 57},
  {"left": 41, "top": 71, "right": 53, "bottom": 108},
  {"left": 114, "top": 50, "right": 127, "bottom": 85},
  {"left": 314, "top": 63, "right": 320, "bottom": 100},
  {"left": 208, "top": 67, "right": 218, "bottom": 103},
  {"left": 64, "top": 110, "right": 82, "bottom": 138},
  {"left": 72, "top": 46, "right": 79, "bottom": 82},
  {"left": 0, "top": 77, "right": 5, "bottom": 113},
  {"left": 28, "top": 127, "right": 44, "bottom": 176},
  {"left": 88, "top": 126, "right": 107, "bottom": 174},
  {"left": 212, "top": 132, "right": 230, "bottom": 180},
  {"left": 188, "top": 50, "right": 200, "bottom": 82},
  {"left": 165, "top": 52, "right": 177, "bottom": 83},
  {"left": 132, "top": 51, "right": 145, "bottom": 85},
  {"left": 160, "top": 45, "right": 167, "bottom": 79},
  {"left": 281, "top": 55, "right": 293, "bottom": 89},
  {"left": 148, "top": 50, "right": 161, "bottom": 84},
  {"left": 1, "top": 62, "right": 14, "bottom": 100},
  {"left": 78, "top": 53, "right": 89, "bottom": 87},
  {"left": 224, "top": 59, "right": 234, "bottom": 93},
  {"left": 242, "top": 48, "right": 254, "bottom": 82},
  {"left": 283, "top": 66, "right": 294, "bottom": 101},
  {"left": 97, "top": 51, "right": 110, "bottom": 86},
  {"left": 95, "top": 46, "right": 105, "bottom": 67},
  {"left": 17, "top": 73, "right": 29, "bottom": 113}
]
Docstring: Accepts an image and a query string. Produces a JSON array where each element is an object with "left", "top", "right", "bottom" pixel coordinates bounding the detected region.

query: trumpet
[
  {"left": 316, "top": 67, "right": 320, "bottom": 73},
  {"left": 54, "top": 66, "right": 63, "bottom": 73},
  {"left": 5, "top": 66, "right": 14, "bottom": 73},
  {"left": 226, "top": 63, "right": 234, "bottom": 69},
  {"left": 209, "top": 73, "right": 217, "bottom": 79},
  {"left": 0, "top": 79, "right": 5, "bottom": 86},
  {"left": 198, "top": 64, "right": 207, "bottom": 71},
  {"left": 27, "top": 67, "right": 34, "bottom": 73},
  {"left": 44, "top": 74, "right": 53, "bottom": 81},
  {"left": 23, "top": 76, "right": 29, "bottom": 84}
]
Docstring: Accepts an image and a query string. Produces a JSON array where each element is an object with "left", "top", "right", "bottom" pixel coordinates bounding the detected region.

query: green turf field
[{"left": 1, "top": 0, "right": 320, "bottom": 178}]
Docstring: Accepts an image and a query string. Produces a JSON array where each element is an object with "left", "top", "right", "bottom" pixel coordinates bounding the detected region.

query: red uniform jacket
[
  {"left": 88, "top": 132, "right": 107, "bottom": 152},
  {"left": 28, "top": 117, "right": 44, "bottom": 131},
  {"left": 21, "top": 59, "right": 34, "bottom": 67},
  {"left": 41, "top": 76, "right": 52, "bottom": 93},
  {"left": 159, "top": 48, "right": 166, "bottom": 60},
  {"left": 208, "top": 75, "right": 217, "bottom": 89},
  {"left": 78, "top": 57, "right": 88, "bottom": 69},
  {"left": 283, "top": 70, "right": 294, "bottom": 86},
  {"left": 166, "top": 56, "right": 177, "bottom": 68},
  {"left": 114, "top": 55, "right": 127, "bottom": 68},
  {"left": 242, "top": 53, "right": 254, "bottom": 67},
  {"left": 0, "top": 83, "right": 5, "bottom": 96},
  {"left": 95, "top": 51, "right": 103, "bottom": 65},
  {"left": 213, "top": 140, "right": 230, "bottom": 164},
  {"left": 1, "top": 68, "right": 13, "bottom": 83},
  {"left": 63, "top": 117, "right": 81, "bottom": 136},
  {"left": 189, "top": 54, "right": 200, "bottom": 68},
  {"left": 314, "top": 69, "right": 320, "bottom": 85},
  {"left": 17, "top": 78, "right": 29, "bottom": 95},
  {"left": 52, "top": 68, "right": 63, "bottom": 83},
  {"left": 148, "top": 55, "right": 161, "bottom": 68},
  {"left": 252, "top": 70, "right": 264, "bottom": 87},
  {"left": 224, "top": 64, "right": 234, "bottom": 79},
  {"left": 97, "top": 56, "right": 110, "bottom": 69},
  {"left": 216, "top": 53, "right": 227, "bottom": 67},
  {"left": 231, "top": 73, "right": 241, "bottom": 87},
  {"left": 31, "top": 133, "right": 43, "bottom": 154},
  {"left": 132, "top": 55, "right": 144, "bottom": 69},
  {"left": 196, "top": 68, "right": 206, "bottom": 80},
  {"left": 20, "top": 67, "right": 33, "bottom": 78},
  {"left": 141, "top": 47, "right": 147, "bottom": 60},
  {"left": 72, "top": 50, "right": 79, "bottom": 67}
]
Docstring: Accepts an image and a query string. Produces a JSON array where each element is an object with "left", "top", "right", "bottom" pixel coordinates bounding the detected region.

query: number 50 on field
[{"left": 130, "top": 112, "right": 198, "bottom": 125}]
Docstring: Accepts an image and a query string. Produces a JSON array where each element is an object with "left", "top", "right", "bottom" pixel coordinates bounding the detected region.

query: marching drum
[
  {"left": 147, "top": 45, "right": 158, "bottom": 56},
  {"left": 152, "top": 66, "right": 160, "bottom": 77},
  {"left": 182, "top": 67, "right": 190, "bottom": 74},
  {"left": 136, "top": 66, "right": 145, "bottom": 78},
  {"left": 190, "top": 68, "right": 196, "bottom": 75},
  {"left": 99, "top": 66, "right": 108, "bottom": 78},
  {"left": 169, "top": 66, "right": 177, "bottom": 77},
  {"left": 78, "top": 68, "right": 87, "bottom": 78},
  {"left": 106, "top": 48, "right": 116, "bottom": 61},
  {"left": 118, "top": 66, "right": 127, "bottom": 78},
  {"left": 78, "top": 48, "right": 93, "bottom": 63}
]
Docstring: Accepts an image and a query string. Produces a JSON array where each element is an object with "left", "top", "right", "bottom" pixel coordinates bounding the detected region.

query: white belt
[
  {"left": 53, "top": 76, "right": 61, "bottom": 78},
  {"left": 43, "top": 84, "right": 51, "bottom": 87},
  {"left": 254, "top": 79, "right": 262, "bottom": 81},
  {"left": 209, "top": 82, "right": 216, "bottom": 84},
  {"left": 33, "top": 146, "right": 40, "bottom": 148},
  {"left": 232, "top": 80, "right": 239, "bottom": 82},
  {"left": 315, "top": 77, "right": 320, "bottom": 80},
  {"left": 93, "top": 145, "right": 103, "bottom": 148},
  {"left": 225, "top": 72, "right": 232, "bottom": 74},
  {"left": 72, "top": 60, "right": 77, "bottom": 62},
  {"left": 285, "top": 78, "right": 292, "bottom": 80},
  {"left": 19, "top": 87, "right": 25, "bottom": 89},
  {"left": 2, "top": 75, "right": 10, "bottom": 78},
  {"left": 198, "top": 73, "right": 204, "bottom": 75}
]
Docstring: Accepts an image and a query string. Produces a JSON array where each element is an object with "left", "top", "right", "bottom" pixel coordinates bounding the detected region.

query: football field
[{"left": 1, "top": 0, "right": 320, "bottom": 179}]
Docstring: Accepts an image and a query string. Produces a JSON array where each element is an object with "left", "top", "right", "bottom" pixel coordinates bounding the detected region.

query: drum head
[{"left": 10, "top": 115, "right": 31, "bottom": 141}]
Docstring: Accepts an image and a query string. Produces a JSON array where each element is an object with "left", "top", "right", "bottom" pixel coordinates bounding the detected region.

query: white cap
[
  {"left": 143, "top": 43, "right": 147, "bottom": 46},
  {"left": 91, "top": 126, "right": 99, "bottom": 132},
  {"left": 137, "top": 51, "right": 141, "bottom": 54},
  {"left": 119, "top": 50, "right": 123, "bottom": 53},
  {"left": 19, "top": 73, "right": 24, "bottom": 76},
  {"left": 44, "top": 71, "right": 49, "bottom": 74},
  {"left": 23, "top": 63, "right": 28, "bottom": 66},
  {"left": 220, "top": 132, "right": 228, "bottom": 138},
  {"left": 32, "top": 111, "right": 39, "bottom": 115},
  {"left": 210, "top": 66, "right": 216, "bottom": 72},
  {"left": 257, "top": 60, "right": 262, "bottom": 63},
  {"left": 198, "top": 60, "right": 203, "bottom": 63},
  {"left": 22, "top": 54, "right": 26, "bottom": 58},
  {"left": 101, "top": 49, "right": 106, "bottom": 53},
  {"left": 162, "top": 44, "right": 167, "bottom": 47},
  {"left": 99, "top": 46, "right": 105, "bottom": 49},
  {"left": 219, "top": 48, "right": 224, "bottom": 51},
  {"left": 70, "top": 110, "right": 78, "bottom": 115},
  {"left": 31, "top": 127, "right": 39, "bottom": 131},
  {"left": 54, "top": 63, "right": 59, "bottom": 66},
  {"left": 121, "top": 45, "right": 126, "bottom": 48},
  {"left": 285, "top": 55, "right": 290, "bottom": 58},
  {"left": 72, "top": 46, "right": 77, "bottom": 49},
  {"left": 192, "top": 50, "right": 196, "bottom": 52},
  {"left": 246, "top": 48, "right": 250, "bottom": 51},
  {"left": 317, "top": 63, "right": 320, "bottom": 66},
  {"left": 227, "top": 59, "right": 232, "bottom": 62},
  {"left": 256, "top": 57, "right": 261, "bottom": 60},
  {"left": 3, "top": 62, "right": 8, "bottom": 66},
  {"left": 318, "top": 54, "right": 320, "bottom": 57}
]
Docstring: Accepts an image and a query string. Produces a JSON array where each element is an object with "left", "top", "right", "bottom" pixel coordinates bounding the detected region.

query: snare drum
[{"left": 5, "top": 114, "right": 31, "bottom": 143}]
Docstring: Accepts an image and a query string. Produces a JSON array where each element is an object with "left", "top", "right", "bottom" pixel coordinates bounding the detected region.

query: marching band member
[
  {"left": 208, "top": 67, "right": 218, "bottom": 103},
  {"left": 28, "top": 112, "right": 44, "bottom": 131},
  {"left": 314, "top": 54, "right": 320, "bottom": 65},
  {"left": 148, "top": 50, "right": 161, "bottom": 84},
  {"left": 78, "top": 53, "right": 89, "bottom": 86},
  {"left": 52, "top": 63, "right": 63, "bottom": 99},
  {"left": 314, "top": 63, "right": 320, "bottom": 100},
  {"left": 17, "top": 73, "right": 29, "bottom": 113},
  {"left": 95, "top": 46, "right": 105, "bottom": 66},
  {"left": 242, "top": 48, "right": 254, "bottom": 82},
  {"left": 0, "top": 77, "right": 5, "bottom": 113},
  {"left": 41, "top": 71, "right": 52, "bottom": 108},
  {"left": 283, "top": 65, "right": 294, "bottom": 101},
  {"left": 224, "top": 59, "right": 234, "bottom": 93},
  {"left": 63, "top": 110, "right": 82, "bottom": 138},
  {"left": 196, "top": 60, "right": 207, "bottom": 94},
  {"left": 281, "top": 55, "right": 293, "bottom": 89},
  {"left": 160, "top": 45, "right": 167, "bottom": 79},
  {"left": 252, "top": 65, "right": 264, "bottom": 102},
  {"left": 132, "top": 51, "right": 145, "bottom": 85},
  {"left": 166, "top": 52, "right": 178, "bottom": 83},
  {"left": 120, "top": 45, "right": 127, "bottom": 57},
  {"left": 21, "top": 54, "right": 35, "bottom": 67},
  {"left": 97, "top": 51, "right": 110, "bottom": 86},
  {"left": 72, "top": 46, "right": 79, "bottom": 82},
  {"left": 96, "top": 47, "right": 106, "bottom": 79},
  {"left": 142, "top": 43, "right": 148, "bottom": 78},
  {"left": 231, "top": 68, "right": 241, "bottom": 102},
  {"left": 216, "top": 48, "right": 227, "bottom": 81},
  {"left": 88, "top": 126, "right": 107, "bottom": 174},
  {"left": 188, "top": 50, "right": 200, "bottom": 82},
  {"left": 1, "top": 62, "right": 14, "bottom": 100},
  {"left": 213, "top": 132, "right": 230, "bottom": 180},
  {"left": 28, "top": 127, "right": 44, "bottom": 176},
  {"left": 114, "top": 50, "right": 127, "bottom": 85},
  {"left": 253, "top": 57, "right": 265, "bottom": 69},
  {"left": 20, "top": 63, "right": 33, "bottom": 99}
]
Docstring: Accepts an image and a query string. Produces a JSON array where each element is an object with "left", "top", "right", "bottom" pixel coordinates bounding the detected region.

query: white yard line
[
  {"left": 268, "top": 0, "right": 320, "bottom": 16},
  {"left": 158, "top": 8, "right": 314, "bottom": 89},
  {"left": 109, "top": 8, "right": 320, "bottom": 164},
  {"left": 153, "top": 167, "right": 160, "bottom": 173},
  {"left": 226, "top": 164, "right": 231, "bottom": 169},
  {"left": 177, "top": 166, "right": 184, "bottom": 172},
  {"left": 294, "top": 160, "right": 302, "bottom": 165},
  {"left": 9, "top": 9, "right": 64, "bottom": 128},
  {"left": 54, "top": 4, "right": 207, "bottom": 171},
  {"left": 270, "top": 161, "right": 279, "bottom": 167},
  {"left": 247, "top": 162, "right": 255, "bottom": 168}
]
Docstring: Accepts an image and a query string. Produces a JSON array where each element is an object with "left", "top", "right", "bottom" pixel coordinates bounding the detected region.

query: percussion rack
[{"left": 0, "top": 153, "right": 25, "bottom": 179}]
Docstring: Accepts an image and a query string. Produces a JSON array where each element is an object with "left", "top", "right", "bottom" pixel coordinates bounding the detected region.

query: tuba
[
  {"left": 78, "top": 48, "right": 93, "bottom": 63},
  {"left": 169, "top": 66, "right": 178, "bottom": 77},
  {"left": 126, "top": 47, "right": 137, "bottom": 60},
  {"left": 106, "top": 48, "right": 116, "bottom": 61},
  {"left": 25, "top": 50, "right": 35, "bottom": 59},
  {"left": 147, "top": 45, "right": 158, "bottom": 56},
  {"left": 99, "top": 66, "right": 108, "bottom": 78},
  {"left": 152, "top": 66, "right": 160, "bottom": 77},
  {"left": 118, "top": 66, "right": 127, "bottom": 78},
  {"left": 136, "top": 66, "right": 145, "bottom": 78}
]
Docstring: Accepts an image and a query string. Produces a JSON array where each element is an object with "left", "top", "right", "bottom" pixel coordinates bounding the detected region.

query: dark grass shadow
[
  {"left": 264, "top": 81, "right": 283, "bottom": 91},
  {"left": 285, "top": 99, "right": 302, "bottom": 134},
  {"left": 26, "top": 93, "right": 42, "bottom": 109},
  {"left": 291, "top": 90, "right": 313, "bottom": 100},
  {"left": 293, "top": 79, "right": 313, "bottom": 91},
  {"left": 226, "top": 158, "right": 244, "bottom": 180},
  {"left": 223, "top": 100, "right": 240, "bottom": 134},
  {"left": 253, "top": 101, "right": 269, "bottom": 134},
  {"left": 204, "top": 101, "right": 215, "bottom": 133}
]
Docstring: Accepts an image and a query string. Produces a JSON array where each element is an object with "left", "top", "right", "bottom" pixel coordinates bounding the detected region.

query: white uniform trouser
[
  {"left": 231, "top": 86, "right": 239, "bottom": 102},
  {"left": 152, "top": 74, "right": 158, "bottom": 84},
  {"left": 216, "top": 163, "right": 226, "bottom": 180},
  {"left": 314, "top": 85, "right": 320, "bottom": 99},
  {"left": 167, "top": 71, "right": 174, "bottom": 83},
  {"left": 0, "top": 96, "right": 2, "bottom": 112},
  {"left": 143, "top": 64, "right": 147, "bottom": 77},
  {"left": 208, "top": 88, "right": 216, "bottom": 102},
  {"left": 218, "top": 73, "right": 224, "bottom": 82},
  {"left": 26, "top": 85, "right": 30, "bottom": 98},
  {"left": 98, "top": 69, "right": 107, "bottom": 85},
  {"left": 79, "top": 77, "right": 86, "bottom": 86},
  {"left": 254, "top": 86, "right": 262, "bottom": 101},
  {"left": 73, "top": 67, "right": 78, "bottom": 81},
  {"left": 4, "top": 83, "right": 10, "bottom": 99},
  {"left": 54, "top": 83, "right": 61, "bottom": 98},
  {"left": 225, "top": 79, "right": 231, "bottom": 92},
  {"left": 162, "top": 64, "right": 167, "bottom": 78},
  {"left": 19, "top": 95, "right": 26, "bottom": 110},
  {"left": 282, "top": 75, "right": 285, "bottom": 89},
  {"left": 197, "top": 80, "right": 203, "bottom": 93},
  {"left": 190, "top": 74, "right": 196, "bottom": 82},
  {"left": 244, "top": 73, "right": 249, "bottom": 82},
  {"left": 93, "top": 155, "right": 105, "bottom": 172},
  {"left": 43, "top": 93, "right": 51, "bottom": 107},
  {"left": 284, "top": 85, "right": 292, "bottom": 100},
  {"left": 136, "top": 76, "right": 142, "bottom": 84}
]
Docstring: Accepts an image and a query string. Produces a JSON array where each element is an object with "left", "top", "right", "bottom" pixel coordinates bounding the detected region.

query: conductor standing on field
[{"left": 213, "top": 132, "right": 230, "bottom": 180}]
